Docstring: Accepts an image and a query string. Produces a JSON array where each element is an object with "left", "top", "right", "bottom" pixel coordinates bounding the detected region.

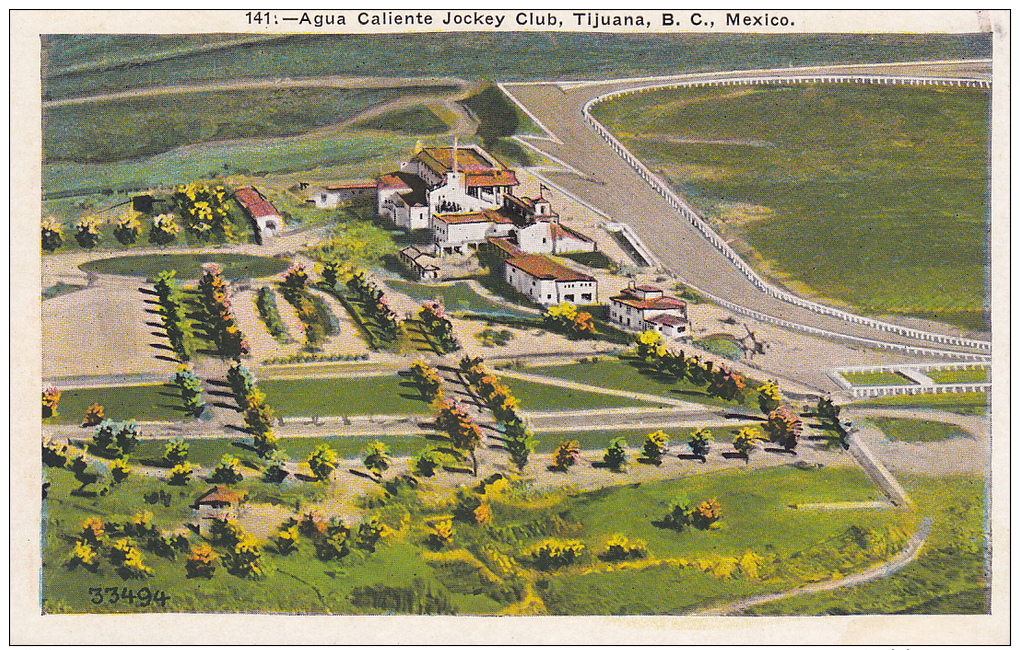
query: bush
[
  {"left": 168, "top": 462, "right": 193, "bottom": 485},
  {"left": 43, "top": 437, "right": 69, "bottom": 468},
  {"left": 210, "top": 455, "right": 244, "bottom": 485},
  {"left": 308, "top": 444, "right": 337, "bottom": 482},
  {"left": 172, "top": 366, "right": 205, "bottom": 417},
  {"left": 410, "top": 448, "right": 451, "bottom": 477},
  {"left": 600, "top": 534, "right": 648, "bottom": 562},
  {"left": 692, "top": 498, "right": 722, "bottom": 529},
  {"left": 688, "top": 428, "right": 713, "bottom": 461},
  {"left": 256, "top": 287, "right": 288, "bottom": 341},
  {"left": 78, "top": 517, "right": 106, "bottom": 545},
  {"left": 529, "top": 539, "right": 585, "bottom": 570},
  {"left": 110, "top": 538, "right": 153, "bottom": 578},
  {"left": 109, "top": 458, "right": 131, "bottom": 483},
  {"left": 66, "top": 540, "right": 100, "bottom": 571},
  {"left": 185, "top": 543, "right": 219, "bottom": 578},
  {"left": 662, "top": 497, "right": 721, "bottom": 530},
  {"left": 757, "top": 381, "right": 782, "bottom": 415},
  {"left": 552, "top": 440, "right": 580, "bottom": 471},
  {"left": 640, "top": 430, "right": 669, "bottom": 464},
  {"left": 41, "top": 220, "right": 63, "bottom": 252},
  {"left": 74, "top": 217, "right": 102, "bottom": 249},
  {"left": 223, "top": 534, "right": 265, "bottom": 579},
  {"left": 602, "top": 437, "right": 628, "bottom": 472},
  {"left": 428, "top": 519, "right": 455, "bottom": 549},
  {"left": 543, "top": 302, "right": 596, "bottom": 339},
  {"left": 765, "top": 406, "right": 803, "bottom": 451},
  {"left": 82, "top": 403, "right": 105, "bottom": 427},
  {"left": 261, "top": 451, "right": 289, "bottom": 483},
  {"left": 91, "top": 419, "right": 138, "bottom": 458},
  {"left": 42, "top": 387, "right": 61, "bottom": 419},
  {"left": 149, "top": 213, "right": 180, "bottom": 246},
  {"left": 362, "top": 442, "right": 391, "bottom": 478},
  {"left": 733, "top": 427, "right": 759, "bottom": 458},
  {"left": 163, "top": 437, "right": 189, "bottom": 465},
  {"left": 114, "top": 214, "right": 141, "bottom": 245}
]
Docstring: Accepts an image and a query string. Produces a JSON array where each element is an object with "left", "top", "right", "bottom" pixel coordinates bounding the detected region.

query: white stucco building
[
  {"left": 608, "top": 283, "right": 690, "bottom": 338},
  {"left": 503, "top": 254, "right": 598, "bottom": 307},
  {"left": 309, "top": 181, "right": 377, "bottom": 208},
  {"left": 377, "top": 142, "right": 518, "bottom": 230}
]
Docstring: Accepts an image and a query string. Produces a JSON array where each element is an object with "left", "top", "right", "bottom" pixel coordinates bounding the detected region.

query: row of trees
[
  {"left": 344, "top": 270, "right": 401, "bottom": 342},
  {"left": 279, "top": 264, "right": 331, "bottom": 350},
  {"left": 635, "top": 331, "right": 745, "bottom": 402},
  {"left": 418, "top": 298, "right": 460, "bottom": 354},
  {"left": 153, "top": 270, "right": 195, "bottom": 362},
  {"left": 196, "top": 263, "right": 248, "bottom": 359},
  {"left": 459, "top": 355, "right": 535, "bottom": 471},
  {"left": 227, "top": 362, "right": 279, "bottom": 460},
  {"left": 41, "top": 212, "right": 184, "bottom": 253}
]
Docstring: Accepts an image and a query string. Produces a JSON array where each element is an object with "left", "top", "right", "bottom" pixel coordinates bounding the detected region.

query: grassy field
[
  {"left": 385, "top": 279, "right": 536, "bottom": 319},
  {"left": 926, "top": 367, "right": 989, "bottom": 384},
  {"left": 869, "top": 417, "right": 971, "bottom": 442},
  {"left": 842, "top": 371, "right": 914, "bottom": 387},
  {"left": 45, "top": 87, "right": 454, "bottom": 163},
  {"left": 592, "top": 84, "right": 990, "bottom": 331},
  {"left": 43, "top": 33, "right": 990, "bottom": 100},
  {"left": 79, "top": 253, "right": 290, "bottom": 280},
  {"left": 744, "top": 473, "right": 987, "bottom": 615},
  {"left": 48, "top": 384, "right": 187, "bottom": 425},
  {"left": 522, "top": 357, "right": 758, "bottom": 408},
  {"left": 355, "top": 106, "right": 450, "bottom": 134},
  {"left": 46, "top": 374, "right": 654, "bottom": 425},
  {"left": 853, "top": 391, "right": 988, "bottom": 416},
  {"left": 42, "top": 129, "right": 419, "bottom": 198},
  {"left": 42, "top": 461, "right": 918, "bottom": 614}
]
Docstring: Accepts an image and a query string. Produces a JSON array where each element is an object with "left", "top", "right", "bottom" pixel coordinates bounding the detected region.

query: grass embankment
[
  {"left": 925, "top": 367, "right": 989, "bottom": 384},
  {"left": 355, "top": 106, "right": 450, "bottom": 134},
  {"left": 869, "top": 418, "right": 971, "bottom": 443},
  {"left": 48, "top": 385, "right": 187, "bottom": 425},
  {"left": 841, "top": 371, "right": 914, "bottom": 387},
  {"left": 853, "top": 391, "right": 988, "bottom": 416},
  {"left": 592, "top": 84, "right": 990, "bottom": 331},
  {"left": 44, "top": 86, "right": 455, "bottom": 163},
  {"left": 744, "top": 473, "right": 987, "bottom": 615},
  {"left": 79, "top": 253, "right": 290, "bottom": 280},
  {"left": 523, "top": 356, "right": 758, "bottom": 409},
  {"left": 43, "top": 463, "right": 917, "bottom": 614}
]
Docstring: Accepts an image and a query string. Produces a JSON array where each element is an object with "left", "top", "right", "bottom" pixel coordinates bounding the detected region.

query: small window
[
  {"left": 581, "top": 293, "right": 592, "bottom": 301},
  {"left": 564, "top": 294, "right": 575, "bottom": 302}
]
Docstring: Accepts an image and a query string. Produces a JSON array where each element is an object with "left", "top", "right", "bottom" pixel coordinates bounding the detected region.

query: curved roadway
[{"left": 501, "top": 60, "right": 992, "bottom": 360}]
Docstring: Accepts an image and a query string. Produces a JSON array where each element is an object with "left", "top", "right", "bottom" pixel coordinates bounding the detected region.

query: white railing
[{"left": 581, "top": 74, "right": 992, "bottom": 356}]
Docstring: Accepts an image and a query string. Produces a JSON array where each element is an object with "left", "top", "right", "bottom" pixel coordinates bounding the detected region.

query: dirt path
[
  {"left": 691, "top": 517, "right": 933, "bottom": 616},
  {"left": 491, "top": 367, "right": 697, "bottom": 408}
]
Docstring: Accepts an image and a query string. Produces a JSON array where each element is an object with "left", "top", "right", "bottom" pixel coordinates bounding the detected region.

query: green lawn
[
  {"left": 869, "top": 417, "right": 971, "bottom": 442},
  {"left": 744, "top": 473, "right": 987, "bottom": 614},
  {"left": 385, "top": 279, "right": 536, "bottom": 319},
  {"left": 592, "top": 84, "right": 990, "bottom": 331},
  {"left": 522, "top": 357, "right": 757, "bottom": 408},
  {"left": 79, "top": 253, "right": 290, "bottom": 280},
  {"left": 854, "top": 391, "right": 988, "bottom": 416},
  {"left": 925, "top": 367, "right": 989, "bottom": 384},
  {"left": 842, "top": 371, "right": 914, "bottom": 387},
  {"left": 45, "top": 374, "right": 656, "bottom": 426},
  {"left": 48, "top": 384, "right": 187, "bottom": 425}
]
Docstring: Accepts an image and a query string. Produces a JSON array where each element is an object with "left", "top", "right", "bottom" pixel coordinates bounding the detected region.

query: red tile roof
[
  {"left": 417, "top": 147, "right": 494, "bottom": 174},
  {"left": 433, "top": 210, "right": 512, "bottom": 225},
  {"left": 610, "top": 294, "right": 687, "bottom": 311},
  {"left": 234, "top": 188, "right": 277, "bottom": 218},
  {"left": 505, "top": 255, "right": 594, "bottom": 282},
  {"left": 487, "top": 236, "right": 524, "bottom": 257},
  {"left": 193, "top": 486, "right": 240, "bottom": 507},
  {"left": 464, "top": 170, "right": 518, "bottom": 187}
]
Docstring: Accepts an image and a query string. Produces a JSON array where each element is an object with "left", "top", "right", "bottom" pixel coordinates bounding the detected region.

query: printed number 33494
[{"left": 88, "top": 587, "right": 169, "bottom": 607}]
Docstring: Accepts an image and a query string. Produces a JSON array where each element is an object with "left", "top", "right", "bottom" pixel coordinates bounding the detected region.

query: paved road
[{"left": 501, "top": 61, "right": 991, "bottom": 358}]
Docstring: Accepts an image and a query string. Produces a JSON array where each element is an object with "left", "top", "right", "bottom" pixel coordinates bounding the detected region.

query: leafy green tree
[
  {"left": 688, "top": 428, "right": 713, "bottom": 462},
  {"left": 74, "top": 217, "right": 102, "bottom": 249},
  {"left": 41, "top": 220, "right": 63, "bottom": 252},
  {"left": 261, "top": 450, "right": 289, "bottom": 483},
  {"left": 635, "top": 330, "right": 663, "bottom": 362},
  {"left": 185, "top": 544, "right": 218, "bottom": 578},
  {"left": 210, "top": 455, "right": 244, "bottom": 485},
  {"left": 409, "top": 360, "right": 443, "bottom": 402},
  {"left": 168, "top": 462, "right": 193, "bottom": 485},
  {"left": 114, "top": 214, "right": 141, "bottom": 245},
  {"left": 552, "top": 439, "right": 580, "bottom": 472},
  {"left": 308, "top": 444, "right": 338, "bottom": 482},
  {"left": 640, "top": 430, "right": 670, "bottom": 465},
  {"left": 362, "top": 441, "right": 391, "bottom": 478},
  {"left": 602, "top": 437, "right": 628, "bottom": 472},
  {"left": 172, "top": 366, "right": 205, "bottom": 417},
  {"left": 733, "top": 427, "right": 759, "bottom": 462},
  {"left": 435, "top": 400, "right": 482, "bottom": 476},
  {"left": 163, "top": 437, "right": 189, "bottom": 465},
  {"left": 499, "top": 417, "right": 536, "bottom": 471},
  {"left": 410, "top": 448, "right": 452, "bottom": 477},
  {"left": 765, "top": 406, "right": 803, "bottom": 452},
  {"left": 757, "top": 381, "right": 782, "bottom": 415}
]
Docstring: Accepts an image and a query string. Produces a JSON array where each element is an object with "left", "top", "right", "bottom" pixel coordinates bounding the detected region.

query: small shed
[{"left": 191, "top": 486, "right": 241, "bottom": 535}]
